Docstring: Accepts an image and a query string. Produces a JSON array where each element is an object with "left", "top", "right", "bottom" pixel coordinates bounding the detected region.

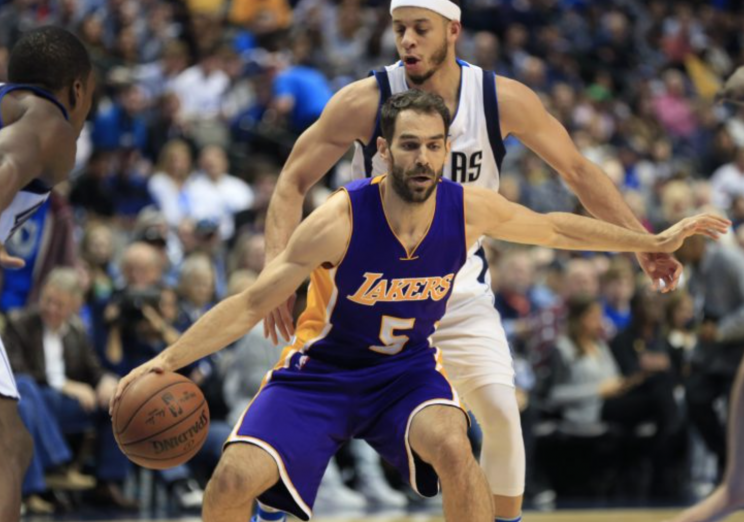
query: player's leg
[
  {"left": 409, "top": 404, "right": 493, "bottom": 521},
  {"left": 670, "top": 358, "right": 744, "bottom": 522},
  {"left": 0, "top": 396, "right": 34, "bottom": 522},
  {"left": 463, "top": 382, "right": 525, "bottom": 519},
  {"left": 203, "top": 443, "right": 280, "bottom": 522},
  {"left": 434, "top": 294, "right": 525, "bottom": 521}
]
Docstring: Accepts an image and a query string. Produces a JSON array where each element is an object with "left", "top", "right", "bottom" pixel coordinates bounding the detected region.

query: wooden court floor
[{"left": 35, "top": 510, "right": 744, "bottom": 522}]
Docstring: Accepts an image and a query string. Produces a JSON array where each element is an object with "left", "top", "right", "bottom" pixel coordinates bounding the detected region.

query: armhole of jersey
[
  {"left": 482, "top": 70, "right": 506, "bottom": 172},
  {"left": 328, "top": 187, "right": 353, "bottom": 269},
  {"left": 361, "top": 70, "right": 393, "bottom": 178}
]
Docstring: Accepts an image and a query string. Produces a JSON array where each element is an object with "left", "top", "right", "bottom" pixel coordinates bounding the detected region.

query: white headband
[{"left": 390, "top": 0, "right": 461, "bottom": 22}]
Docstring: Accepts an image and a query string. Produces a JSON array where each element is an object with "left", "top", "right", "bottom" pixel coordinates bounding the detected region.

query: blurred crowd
[{"left": 3, "top": 0, "right": 744, "bottom": 515}]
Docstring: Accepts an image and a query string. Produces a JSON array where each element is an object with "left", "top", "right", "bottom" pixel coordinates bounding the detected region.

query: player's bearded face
[
  {"left": 389, "top": 152, "right": 444, "bottom": 204},
  {"left": 408, "top": 36, "right": 448, "bottom": 86}
]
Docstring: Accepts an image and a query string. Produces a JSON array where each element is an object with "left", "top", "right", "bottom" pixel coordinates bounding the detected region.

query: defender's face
[
  {"left": 382, "top": 110, "right": 449, "bottom": 204},
  {"left": 392, "top": 8, "right": 456, "bottom": 85}
]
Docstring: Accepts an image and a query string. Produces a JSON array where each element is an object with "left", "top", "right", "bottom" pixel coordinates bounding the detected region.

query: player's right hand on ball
[
  {"left": 655, "top": 213, "right": 731, "bottom": 253},
  {"left": 0, "top": 242, "right": 25, "bottom": 269},
  {"left": 109, "top": 360, "right": 165, "bottom": 415},
  {"left": 264, "top": 293, "right": 297, "bottom": 346}
]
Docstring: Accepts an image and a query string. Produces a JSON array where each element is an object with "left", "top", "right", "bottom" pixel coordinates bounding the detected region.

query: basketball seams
[
  {"left": 114, "top": 377, "right": 190, "bottom": 435},
  {"left": 119, "top": 400, "right": 208, "bottom": 446}
]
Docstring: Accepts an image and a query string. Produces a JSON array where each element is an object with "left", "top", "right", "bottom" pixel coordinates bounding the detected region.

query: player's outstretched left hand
[{"left": 655, "top": 213, "right": 731, "bottom": 255}]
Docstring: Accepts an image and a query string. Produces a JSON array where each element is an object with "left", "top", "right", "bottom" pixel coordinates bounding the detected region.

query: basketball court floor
[{"left": 23, "top": 511, "right": 744, "bottom": 522}]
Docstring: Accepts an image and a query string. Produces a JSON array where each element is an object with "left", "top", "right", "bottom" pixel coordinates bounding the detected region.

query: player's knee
[
  {"left": 208, "top": 459, "right": 254, "bottom": 502},
  {"left": 428, "top": 431, "right": 473, "bottom": 471}
]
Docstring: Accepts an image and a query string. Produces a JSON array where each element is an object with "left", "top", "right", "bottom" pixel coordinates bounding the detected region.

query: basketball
[{"left": 112, "top": 371, "right": 210, "bottom": 470}]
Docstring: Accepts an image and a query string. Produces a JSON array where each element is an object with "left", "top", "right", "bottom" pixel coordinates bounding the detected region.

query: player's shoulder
[
  {"left": 494, "top": 75, "right": 536, "bottom": 104},
  {"left": 330, "top": 76, "right": 380, "bottom": 113}
]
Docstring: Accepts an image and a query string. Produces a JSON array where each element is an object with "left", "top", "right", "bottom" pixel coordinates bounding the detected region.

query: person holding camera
[{"left": 104, "top": 242, "right": 180, "bottom": 375}]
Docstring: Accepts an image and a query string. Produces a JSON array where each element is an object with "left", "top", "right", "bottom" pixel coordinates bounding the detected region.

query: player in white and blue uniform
[
  {"left": 263, "top": 2, "right": 684, "bottom": 520},
  {"left": 113, "top": 90, "right": 725, "bottom": 522},
  {"left": 0, "top": 27, "right": 94, "bottom": 522}
]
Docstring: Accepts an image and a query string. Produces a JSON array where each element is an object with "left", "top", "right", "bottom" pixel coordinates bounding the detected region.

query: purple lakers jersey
[{"left": 291, "top": 175, "right": 467, "bottom": 368}]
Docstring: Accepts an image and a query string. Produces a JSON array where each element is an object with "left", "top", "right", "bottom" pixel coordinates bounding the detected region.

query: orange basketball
[{"left": 112, "top": 371, "right": 210, "bottom": 470}]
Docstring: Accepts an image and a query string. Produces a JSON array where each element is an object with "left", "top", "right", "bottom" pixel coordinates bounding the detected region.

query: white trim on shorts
[
  {"left": 404, "top": 399, "right": 470, "bottom": 497},
  {"left": 224, "top": 435, "right": 312, "bottom": 521},
  {"left": 0, "top": 337, "right": 19, "bottom": 400}
]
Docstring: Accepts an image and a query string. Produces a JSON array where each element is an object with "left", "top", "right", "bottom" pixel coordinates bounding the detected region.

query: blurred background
[{"left": 3, "top": 0, "right": 744, "bottom": 518}]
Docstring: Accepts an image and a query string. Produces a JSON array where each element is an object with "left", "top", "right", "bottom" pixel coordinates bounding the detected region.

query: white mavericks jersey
[
  {"left": 0, "top": 82, "right": 61, "bottom": 400},
  {"left": 351, "top": 59, "right": 506, "bottom": 307},
  {"left": 0, "top": 83, "right": 59, "bottom": 244}
]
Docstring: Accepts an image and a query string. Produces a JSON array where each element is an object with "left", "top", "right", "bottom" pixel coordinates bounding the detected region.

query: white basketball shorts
[{"left": 0, "top": 336, "right": 20, "bottom": 400}]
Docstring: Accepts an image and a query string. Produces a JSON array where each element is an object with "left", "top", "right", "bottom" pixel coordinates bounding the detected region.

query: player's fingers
[
  {"left": 0, "top": 253, "right": 25, "bottom": 269},
  {"left": 278, "top": 301, "right": 295, "bottom": 341},
  {"left": 276, "top": 307, "right": 293, "bottom": 343},
  {"left": 267, "top": 311, "right": 280, "bottom": 346}
]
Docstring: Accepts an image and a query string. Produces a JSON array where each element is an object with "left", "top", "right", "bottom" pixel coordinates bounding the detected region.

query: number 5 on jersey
[{"left": 370, "top": 316, "right": 416, "bottom": 355}]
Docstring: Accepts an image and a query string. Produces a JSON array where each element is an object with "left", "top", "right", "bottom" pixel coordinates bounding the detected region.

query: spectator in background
[
  {"left": 600, "top": 257, "right": 636, "bottom": 337},
  {"left": 190, "top": 144, "right": 254, "bottom": 240},
  {"left": 3, "top": 269, "right": 132, "bottom": 509},
  {"left": 676, "top": 234, "right": 744, "bottom": 480},
  {"left": 610, "top": 285, "right": 682, "bottom": 497},
  {"left": 710, "top": 147, "right": 744, "bottom": 212},
  {"left": 653, "top": 69, "right": 698, "bottom": 144},
  {"left": 170, "top": 44, "right": 230, "bottom": 148},
  {"left": 494, "top": 248, "right": 540, "bottom": 353},
  {"left": 665, "top": 290, "right": 697, "bottom": 384},
  {"left": 91, "top": 76, "right": 148, "bottom": 154},
  {"left": 148, "top": 139, "right": 221, "bottom": 230},
  {"left": 103, "top": 242, "right": 175, "bottom": 374},
  {"left": 265, "top": 34, "right": 333, "bottom": 136},
  {"left": 228, "top": 0, "right": 291, "bottom": 46}
]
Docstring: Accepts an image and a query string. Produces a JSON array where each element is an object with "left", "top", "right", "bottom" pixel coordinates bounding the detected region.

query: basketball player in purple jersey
[
  {"left": 263, "top": 2, "right": 683, "bottom": 520},
  {"left": 113, "top": 90, "right": 727, "bottom": 522},
  {"left": 0, "top": 26, "right": 94, "bottom": 521},
  {"left": 667, "top": 67, "right": 744, "bottom": 522}
]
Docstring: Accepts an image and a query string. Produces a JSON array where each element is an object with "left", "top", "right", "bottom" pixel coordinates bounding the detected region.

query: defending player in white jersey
[
  {"left": 0, "top": 27, "right": 95, "bottom": 522},
  {"left": 264, "top": 2, "right": 682, "bottom": 520}
]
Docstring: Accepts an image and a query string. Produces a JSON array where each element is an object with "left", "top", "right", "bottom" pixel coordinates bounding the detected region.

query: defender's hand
[
  {"left": 0, "top": 243, "right": 24, "bottom": 269},
  {"left": 655, "top": 214, "right": 731, "bottom": 254},
  {"left": 263, "top": 293, "right": 297, "bottom": 346},
  {"left": 109, "top": 360, "right": 165, "bottom": 415},
  {"left": 636, "top": 252, "right": 683, "bottom": 293}
]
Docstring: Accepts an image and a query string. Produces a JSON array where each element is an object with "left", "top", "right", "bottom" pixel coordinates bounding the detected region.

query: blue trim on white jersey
[{"left": 481, "top": 70, "right": 506, "bottom": 171}]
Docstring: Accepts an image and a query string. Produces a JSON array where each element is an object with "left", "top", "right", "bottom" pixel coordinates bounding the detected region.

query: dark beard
[
  {"left": 389, "top": 156, "right": 443, "bottom": 204},
  {"left": 408, "top": 38, "right": 449, "bottom": 85}
]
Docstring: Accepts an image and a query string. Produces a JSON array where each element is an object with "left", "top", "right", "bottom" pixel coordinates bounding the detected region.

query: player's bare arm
[
  {"left": 111, "top": 191, "right": 352, "bottom": 410},
  {"left": 464, "top": 186, "right": 730, "bottom": 254},
  {"left": 265, "top": 76, "right": 379, "bottom": 260},
  {"left": 0, "top": 99, "right": 76, "bottom": 267},
  {"left": 497, "top": 76, "right": 684, "bottom": 290},
  {"left": 263, "top": 76, "right": 378, "bottom": 341}
]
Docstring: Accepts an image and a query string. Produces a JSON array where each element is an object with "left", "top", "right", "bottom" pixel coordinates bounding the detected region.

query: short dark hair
[
  {"left": 8, "top": 26, "right": 91, "bottom": 98},
  {"left": 380, "top": 90, "right": 451, "bottom": 142}
]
